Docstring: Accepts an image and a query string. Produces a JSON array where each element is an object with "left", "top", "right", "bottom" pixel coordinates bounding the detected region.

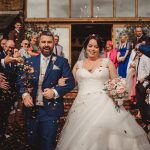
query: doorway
[{"left": 71, "top": 24, "right": 112, "bottom": 67}]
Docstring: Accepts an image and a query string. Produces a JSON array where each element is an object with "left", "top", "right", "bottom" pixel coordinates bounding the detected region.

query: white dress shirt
[{"left": 136, "top": 54, "right": 150, "bottom": 81}]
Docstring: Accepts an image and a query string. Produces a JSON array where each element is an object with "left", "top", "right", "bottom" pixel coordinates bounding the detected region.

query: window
[
  {"left": 26, "top": 0, "right": 150, "bottom": 20},
  {"left": 116, "top": 0, "right": 135, "bottom": 17},
  {"left": 138, "top": 0, "right": 150, "bottom": 17},
  {"left": 71, "top": 0, "right": 91, "bottom": 18},
  {"left": 93, "top": 0, "right": 113, "bottom": 17},
  {"left": 27, "top": 0, "right": 47, "bottom": 18},
  {"left": 49, "top": 0, "right": 69, "bottom": 18}
]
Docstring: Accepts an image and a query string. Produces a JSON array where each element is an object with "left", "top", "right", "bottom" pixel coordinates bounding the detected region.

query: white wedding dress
[{"left": 56, "top": 58, "right": 150, "bottom": 150}]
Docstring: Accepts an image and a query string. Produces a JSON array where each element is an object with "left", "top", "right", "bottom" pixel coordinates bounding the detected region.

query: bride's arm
[
  {"left": 72, "top": 63, "right": 78, "bottom": 85},
  {"left": 108, "top": 60, "right": 118, "bottom": 79}
]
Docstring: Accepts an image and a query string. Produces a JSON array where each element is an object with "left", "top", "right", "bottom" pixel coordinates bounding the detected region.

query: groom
[{"left": 18, "top": 32, "right": 75, "bottom": 150}]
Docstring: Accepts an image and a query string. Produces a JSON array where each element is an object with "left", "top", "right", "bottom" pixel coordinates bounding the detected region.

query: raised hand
[
  {"left": 0, "top": 80, "right": 10, "bottom": 90},
  {"left": 0, "top": 73, "right": 6, "bottom": 81},
  {"left": 4, "top": 55, "right": 17, "bottom": 64}
]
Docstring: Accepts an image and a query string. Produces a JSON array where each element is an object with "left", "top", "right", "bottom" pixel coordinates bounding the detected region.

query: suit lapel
[
  {"left": 43, "top": 53, "right": 57, "bottom": 82},
  {"left": 34, "top": 55, "right": 40, "bottom": 79}
]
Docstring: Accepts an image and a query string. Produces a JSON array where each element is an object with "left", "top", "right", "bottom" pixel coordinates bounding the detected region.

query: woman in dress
[
  {"left": 104, "top": 40, "right": 118, "bottom": 68},
  {"left": 56, "top": 34, "right": 150, "bottom": 150},
  {"left": 117, "top": 33, "right": 130, "bottom": 78}
]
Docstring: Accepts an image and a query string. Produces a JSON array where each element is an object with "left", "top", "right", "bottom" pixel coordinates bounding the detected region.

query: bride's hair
[
  {"left": 77, "top": 34, "right": 104, "bottom": 60},
  {"left": 83, "top": 34, "right": 104, "bottom": 52}
]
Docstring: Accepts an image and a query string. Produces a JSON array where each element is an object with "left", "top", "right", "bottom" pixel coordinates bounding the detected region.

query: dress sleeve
[
  {"left": 102, "top": 58, "right": 110, "bottom": 68},
  {"left": 126, "top": 42, "right": 130, "bottom": 50}
]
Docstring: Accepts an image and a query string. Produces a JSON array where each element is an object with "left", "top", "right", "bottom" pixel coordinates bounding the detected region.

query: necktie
[
  {"left": 136, "top": 57, "right": 140, "bottom": 78},
  {"left": 41, "top": 57, "right": 49, "bottom": 75}
]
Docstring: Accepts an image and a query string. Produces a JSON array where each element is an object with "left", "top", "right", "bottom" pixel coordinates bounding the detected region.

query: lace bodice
[{"left": 76, "top": 58, "right": 110, "bottom": 95}]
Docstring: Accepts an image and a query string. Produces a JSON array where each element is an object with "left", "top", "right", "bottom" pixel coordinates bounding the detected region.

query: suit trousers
[
  {"left": 26, "top": 108, "right": 59, "bottom": 150},
  {"left": 136, "top": 82, "right": 150, "bottom": 122}
]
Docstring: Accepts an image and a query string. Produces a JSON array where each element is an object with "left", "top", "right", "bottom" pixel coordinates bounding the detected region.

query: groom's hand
[{"left": 43, "top": 88, "right": 55, "bottom": 99}]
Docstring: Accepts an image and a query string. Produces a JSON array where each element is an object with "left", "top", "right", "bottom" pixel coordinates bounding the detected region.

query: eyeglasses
[
  {"left": 24, "top": 43, "right": 29, "bottom": 45},
  {"left": 7, "top": 46, "right": 14, "bottom": 49}
]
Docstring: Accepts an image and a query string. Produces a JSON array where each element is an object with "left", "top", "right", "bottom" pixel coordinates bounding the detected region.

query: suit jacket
[
  {"left": 8, "top": 29, "right": 24, "bottom": 49},
  {"left": 53, "top": 44, "right": 64, "bottom": 57},
  {"left": 132, "top": 35, "right": 150, "bottom": 49},
  {"left": 18, "top": 53, "right": 75, "bottom": 117},
  {"left": 0, "top": 50, "right": 18, "bottom": 102}
]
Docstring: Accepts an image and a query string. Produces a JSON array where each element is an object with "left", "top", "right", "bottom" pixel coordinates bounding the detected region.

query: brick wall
[{"left": 0, "top": 0, "right": 23, "bottom": 11}]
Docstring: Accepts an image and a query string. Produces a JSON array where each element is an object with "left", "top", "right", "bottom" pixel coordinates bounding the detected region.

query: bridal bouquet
[{"left": 104, "top": 77, "right": 128, "bottom": 111}]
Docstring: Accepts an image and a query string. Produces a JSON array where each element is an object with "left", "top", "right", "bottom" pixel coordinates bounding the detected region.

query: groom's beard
[{"left": 41, "top": 46, "right": 53, "bottom": 57}]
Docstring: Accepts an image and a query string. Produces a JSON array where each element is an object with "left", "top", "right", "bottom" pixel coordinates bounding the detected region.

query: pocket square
[{"left": 53, "top": 65, "right": 60, "bottom": 70}]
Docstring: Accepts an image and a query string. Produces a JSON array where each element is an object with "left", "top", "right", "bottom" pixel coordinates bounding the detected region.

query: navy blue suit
[{"left": 18, "top": 53, "right": 75, "bottom": 150}]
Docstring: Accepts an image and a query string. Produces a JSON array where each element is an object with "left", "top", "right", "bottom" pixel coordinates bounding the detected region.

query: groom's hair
[{"left": 39, "top": 31, "right": 54, "bottom": 41}]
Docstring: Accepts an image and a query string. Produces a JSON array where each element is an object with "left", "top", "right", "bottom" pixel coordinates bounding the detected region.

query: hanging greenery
[{"left": 24, "top": 23, "right": 56, "bottom": 40}]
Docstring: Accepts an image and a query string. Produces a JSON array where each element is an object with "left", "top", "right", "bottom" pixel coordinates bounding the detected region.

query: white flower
[{"left": 51, "top": 56, "right": 57, "bottom": 64}]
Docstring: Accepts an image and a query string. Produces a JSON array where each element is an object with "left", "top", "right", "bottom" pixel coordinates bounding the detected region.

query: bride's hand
[{"left": 58, "top": 77, "right": 68, "bottom": 86}]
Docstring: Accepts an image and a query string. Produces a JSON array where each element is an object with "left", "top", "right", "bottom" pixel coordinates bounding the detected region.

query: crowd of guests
[{"left": 0, "top": 21, "right": 150, "bottom": 146}]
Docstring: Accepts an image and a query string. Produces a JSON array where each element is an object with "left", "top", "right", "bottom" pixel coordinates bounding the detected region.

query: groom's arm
[{"left": 53, "top": 58, "right": 75, "bottom": 97}]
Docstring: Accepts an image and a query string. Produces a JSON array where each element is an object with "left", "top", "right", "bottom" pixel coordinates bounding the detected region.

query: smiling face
[
  {"left": 86, "top": 39, "right": 100, "bottom": 59},
  {"left": 15, "top": 22, "right": 22, "bottom": 31},
  {"left": 105, "top": 44, "right": 112, "bottom": 52},
  {"left": 5, "top": 40, "right": 15, "bottom": 56},
  {"left": 39, "top": 35, "right": 54, "bottom": 57}
]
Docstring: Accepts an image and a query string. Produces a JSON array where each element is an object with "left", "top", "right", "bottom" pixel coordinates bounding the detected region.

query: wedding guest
[
  {"left": 136, "top": 44, "right": 150, "bottom": 132},
  {"left": 28, "top": 33, "right": 40, "bottom": 56},
  {"left": 53, "top": 35, "right": 64, "bottom": 57},
  {"left": 104, "top": 40, "right": 118, "bottom": 68},
  {"left": 8, "top": 22, "right": 25, "bottom": 49},
  {"left": 19, "top": 39, "right": 31, "bottom": 59},
  {"left": 0, "top": 40, "right": 19, "bottom": 141},
  {"left": 132, "top": 26, "right": 150, "bottom": 49},
  {"left": 117, "top": 33, "right": 130, "bottom": 78},
  {"left": 56, "top": 34, "right": 150, "bottom": 150}
]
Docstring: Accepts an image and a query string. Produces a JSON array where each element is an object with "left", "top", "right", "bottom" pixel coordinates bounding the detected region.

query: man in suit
[
  {"left": 138, "top": 45, "right": 150, "bottom": 132},
  {"left": 53, "top": 35, "right": 64, "bottom": 57},
  {"left": 8, "top": 22, "right": 24, "bottom": 49},
  {"left": 136, "top": 45, "right": 150, "bottom": 132},
  {"left": 18, "top": 32, "right": 75, "bottom": 150},
  {"left": 0, "top": 40, "right": 18, "bottom": 141},
  {"left": 132, "top": 26, "right": 150, "bottom": 49}
]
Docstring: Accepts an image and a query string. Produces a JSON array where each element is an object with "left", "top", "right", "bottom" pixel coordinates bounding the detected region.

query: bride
[{"left": 56, "top": 34, "right": 150, "bottom": 150}]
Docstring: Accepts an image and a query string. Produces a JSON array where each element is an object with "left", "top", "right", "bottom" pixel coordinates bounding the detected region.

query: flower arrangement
[{"left": 104, "top": 77, "right": 128, "bottom": 111}]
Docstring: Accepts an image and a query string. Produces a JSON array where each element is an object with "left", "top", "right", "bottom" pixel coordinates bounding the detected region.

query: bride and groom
[{"left": 19, "top": 33, "right": 150, "bottom": 150}]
